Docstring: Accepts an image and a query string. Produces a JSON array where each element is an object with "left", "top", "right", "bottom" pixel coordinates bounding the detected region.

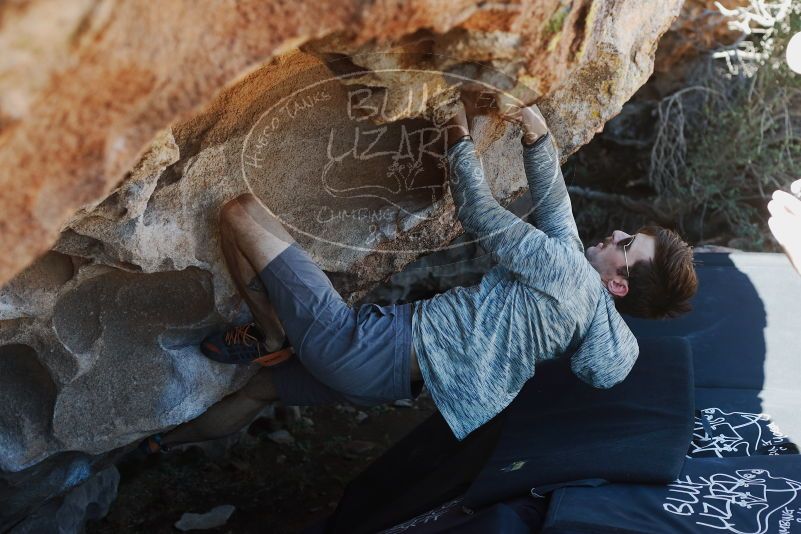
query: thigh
[
  {"left": 258, "top": 242, "right": 349, "bottom": 351},
  {"left": 259, "top": 242, "right": 414, "bottom": 403},
  {"left": 269, "top": 357, "right": 379, "bottom": 407},
  {"left": 222, "top": 194, "right": 296, "bottom": 270},
  {"left": 298, "top": 301, "right": 414, "bottom": 402}
]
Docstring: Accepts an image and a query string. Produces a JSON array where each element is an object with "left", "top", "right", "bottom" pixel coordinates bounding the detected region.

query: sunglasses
[{"left": 620, "top": 235, "right": 636, "bottom": 278}]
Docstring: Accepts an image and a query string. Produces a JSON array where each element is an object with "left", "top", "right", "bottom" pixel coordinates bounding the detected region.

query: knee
[
  {"left": 220, "top": 193, "right": 253, "bottom": 221},
  {"left": 220, "top": 193, "right": 259, "bottom": 228}
]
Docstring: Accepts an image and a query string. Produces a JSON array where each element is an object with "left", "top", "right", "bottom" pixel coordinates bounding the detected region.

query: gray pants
[{"left": 262, "top": 242, "right": 415, "bottom": 405}]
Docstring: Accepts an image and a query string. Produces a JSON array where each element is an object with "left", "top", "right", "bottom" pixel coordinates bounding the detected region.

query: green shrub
[{"left": 649, "top": 1, "right": 801, "bottom": 249}]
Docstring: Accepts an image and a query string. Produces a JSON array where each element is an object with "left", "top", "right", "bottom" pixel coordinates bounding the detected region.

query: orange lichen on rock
[
  {"left": 0, "top": 0, "right": 682, "bottom": 287},
  {"left": 0, "top": 1, "right": 689, "bottom": 523}
]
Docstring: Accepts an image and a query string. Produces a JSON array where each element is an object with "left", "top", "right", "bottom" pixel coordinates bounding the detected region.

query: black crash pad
[
  {"left": 463, "top": 336, "right": 694, "bottom": 508},
  {"left": 326, "top": 336, "right": 694, "bottom": 532},
  {"left": 626, "top": 252, "right": 801, "bottom": 439}
]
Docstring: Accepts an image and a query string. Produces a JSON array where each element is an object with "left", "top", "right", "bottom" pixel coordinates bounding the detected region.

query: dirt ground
[{"left": 89, "top": 396, "right": 435, "bottom": 533}]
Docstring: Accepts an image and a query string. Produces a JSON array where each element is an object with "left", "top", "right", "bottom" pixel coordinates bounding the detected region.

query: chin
[{"left": 585, "top": 249, "right": 602, "bottom": 273}]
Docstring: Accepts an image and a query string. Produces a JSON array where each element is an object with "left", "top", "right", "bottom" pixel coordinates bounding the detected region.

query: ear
[{"left": 606, "top": 277, "right": 629, "bottom": 298}]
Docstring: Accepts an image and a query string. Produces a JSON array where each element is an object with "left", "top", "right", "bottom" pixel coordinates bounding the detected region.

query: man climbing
[{"left": 148, "top": 95, "right": 697, "bottom": 451}]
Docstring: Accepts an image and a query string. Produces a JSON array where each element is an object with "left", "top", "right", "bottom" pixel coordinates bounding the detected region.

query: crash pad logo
[
  {"left": 688, "top": 408, "right": 799, "bottom": 458},
  {"left": 663, "top": 469, "right": 801, "bottom": 533},
  {"left": 381, "top": 497, "right": 463, "bottom": 533}
]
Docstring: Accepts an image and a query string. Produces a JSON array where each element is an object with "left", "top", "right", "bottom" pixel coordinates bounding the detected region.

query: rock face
[
  {"left": 9, "top": 466, "right": 119, "bottom": 534},
  {"left": 0, "top": 0, "right": 682, "bottom": 286},
  {"left": 0, "top": 0, "right": 682, "bottom": 525}
]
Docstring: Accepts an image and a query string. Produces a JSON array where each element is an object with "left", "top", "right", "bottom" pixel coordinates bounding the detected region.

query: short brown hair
[{"left": 614, "top": 226, "right": 698, "bottom": 319}]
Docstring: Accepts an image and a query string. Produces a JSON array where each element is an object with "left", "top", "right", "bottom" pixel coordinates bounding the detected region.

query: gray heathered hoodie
[{"left": 411, "top": 134, "right": 639, "bottom": 440}]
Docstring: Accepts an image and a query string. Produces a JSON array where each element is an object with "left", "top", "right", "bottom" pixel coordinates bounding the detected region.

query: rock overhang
[
  {"left": 0, "top": 0, "right": 684, "bottom": 524},
  {"left": 0, "top": 0, "right": 683, "bottom": 286}
]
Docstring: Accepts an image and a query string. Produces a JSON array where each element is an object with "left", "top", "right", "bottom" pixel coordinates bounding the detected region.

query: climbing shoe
[{"left": 201, "top": 322, "right": 293, "bottom": 366}]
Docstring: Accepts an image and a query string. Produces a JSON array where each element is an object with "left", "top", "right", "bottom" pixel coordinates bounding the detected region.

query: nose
[{"left": 611, "top": 230, "right": 631, "bottom": 245}]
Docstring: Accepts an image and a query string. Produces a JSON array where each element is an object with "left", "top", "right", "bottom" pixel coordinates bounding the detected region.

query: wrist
[
  {"left": 446, "top": 124, "right": 471, "bottom": 150},
  {"left": 447, "top": 133, "right": 473, "bottom": 152},
  {"left": 522, "top": 122, "right": 548, "bottom": 139},
  {"left": 522, "top": 132, "right": 542, "bottom": 146},
  {"left": 444, "top": 106, "right": 470, "bottom": 150},
  {"left": 520, "top": 106, "right": 548, "bottom": 139},
  {"left": 522, "top": 131, "right": 548, "bottom": 147}
]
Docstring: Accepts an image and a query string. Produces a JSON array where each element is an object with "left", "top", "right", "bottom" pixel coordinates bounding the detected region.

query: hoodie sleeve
[
  {"left": 447, "top": 138, "right": 581, "bottom": 298},
  {"left": 570, "top": 292, "right": 640, "bottom": 388},
  {"left": 522, "top": 133, "right": 582, "bottom": 252}
]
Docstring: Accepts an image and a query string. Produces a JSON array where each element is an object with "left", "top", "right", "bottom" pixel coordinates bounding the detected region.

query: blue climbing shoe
[{"left": 201, "top": 323, "right": 292, "bottom": 366}]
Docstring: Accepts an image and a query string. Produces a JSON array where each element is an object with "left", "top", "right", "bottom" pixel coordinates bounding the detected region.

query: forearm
[
  {"left": 522, "top": 133, "right": 581, "bottom": 249},
  {"left": 448, "top": 138, "right": 529, "bottom": 252},
  {"left": 448, "top": 133, "right": 578, "bottom": 297}
]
